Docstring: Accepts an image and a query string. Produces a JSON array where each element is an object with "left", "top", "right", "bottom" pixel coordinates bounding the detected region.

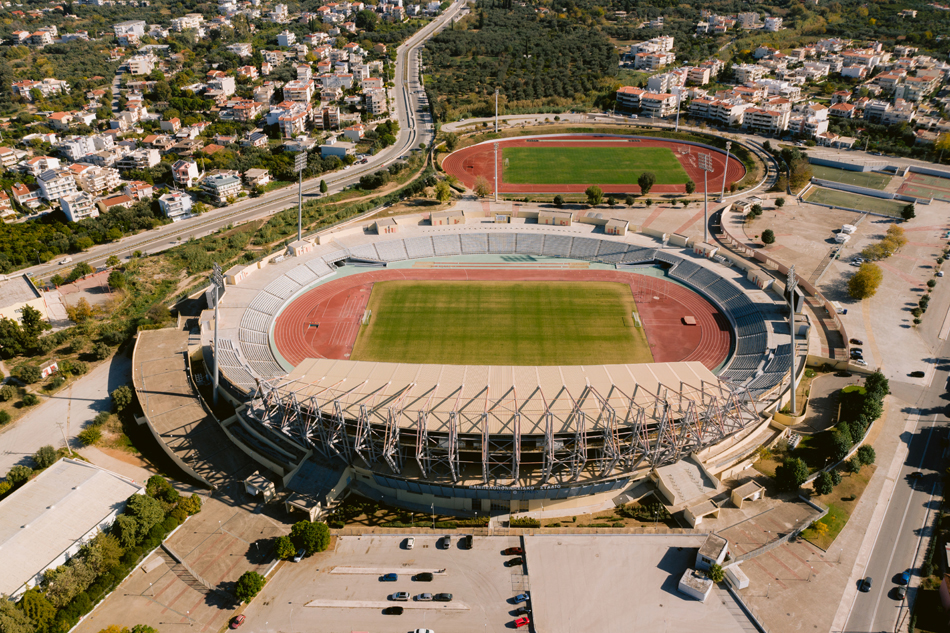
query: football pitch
[
  {"left": 351, "top": 280, "right": 655, "bottom": 366},
  {"left": 502, "top": 146, "right": 691, "bottom": 185}
]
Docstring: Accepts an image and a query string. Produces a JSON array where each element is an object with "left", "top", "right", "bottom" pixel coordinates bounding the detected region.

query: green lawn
[
  {"left": 351, "top": 280, "right": 654, "bottom": 365},
  {"left": 804, "top": 186, "right": 905, "bottom": 216},
  {"left": 502, "top": 146, "right": 690, "bottom": 185},
  {"left": 810, "top": 165, "right": 893, "bottom": 190}
]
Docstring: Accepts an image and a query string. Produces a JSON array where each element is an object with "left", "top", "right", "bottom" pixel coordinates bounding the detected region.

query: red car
[
  {"left": 514, "top": 616, "right": 531, "bottom": 628},
  {"left": 229, "top": 615, "right": 245, "bottom": 629},
  {"left": 503, "top": 547, "right": 524, "bottom": 556}
]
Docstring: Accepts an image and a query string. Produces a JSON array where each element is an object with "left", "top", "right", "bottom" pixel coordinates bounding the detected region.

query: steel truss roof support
[
  {"left": 415, "top": 387, "right": 437, "bottom": 479},
  {"left": 587, "top": 383, "right": 620, "bottom": 477}
]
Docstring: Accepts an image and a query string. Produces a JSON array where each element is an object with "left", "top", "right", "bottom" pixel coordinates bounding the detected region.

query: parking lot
[{"left": 242, "top": 534, "right": 529, "bottom": 633}]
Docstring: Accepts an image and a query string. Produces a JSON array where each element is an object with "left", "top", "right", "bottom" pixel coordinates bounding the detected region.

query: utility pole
[
  {"left": 210, "top": 262, "right": 225, "bottom": 407},
  {"left": 494, "top": 88, "right": 499, "bottom": 133},
  {"left": 294, "top": 151, "right": 307, "bottom": 242},
  {"left": 674, "top": 91, "right": 681, "bottom": 132},
  {"left": 493, "top": 141, "right": 499, "bottom": 202},
  {"left": 787, "top": 265, "right": 798, "bottom": 417},
  {"left": 719, "top": 141, "right": 732, "bottom": 202},
  {"left": 698, "top": 153, "right": 714, "bottom": 243}
]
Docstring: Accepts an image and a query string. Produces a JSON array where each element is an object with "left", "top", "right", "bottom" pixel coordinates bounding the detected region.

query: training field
[
  {"left": 810, "top": 165, "right": 892, "bottom": 190},
  {"left": 351, "top": 280, "right": 654, "bottom": 366},
  {"left": 502, "top": 146, "right": 690, "bottom": 185},
  {"left": 804, "top": 186, "right": 905, "bottom": 216}
]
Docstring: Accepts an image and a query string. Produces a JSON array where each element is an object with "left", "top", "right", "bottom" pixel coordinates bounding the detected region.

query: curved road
[{"left": 23, "top": 1, "right": 465, "bottom": 281}]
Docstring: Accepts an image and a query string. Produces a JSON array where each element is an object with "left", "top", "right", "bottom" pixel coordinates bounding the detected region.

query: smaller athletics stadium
[
  {"left": 442, "top": 134, "right": 747, "bottom": 195},
  {"left": 177, "top": 193, "right": 798, "bottom": 519}
]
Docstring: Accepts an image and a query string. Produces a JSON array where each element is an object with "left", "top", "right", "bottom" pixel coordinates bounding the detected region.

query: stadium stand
[
  {"left": 569, "top": 237, "right": 601, "bottom": 261},
  {"left": 488, "top": 232, "right": 516, "bottom": 254},
  {"left": 432, "top": 234, "right": 462, "bottom": 256},
  {"left": 264, "top": 276, "right": 302, "bottom": 300},
  {"left": 375, "top": 239, "right": 409, "bottom": 262},
  {"left": 620, "top": 247, "right": 657, "bottom": 264},
  {"left": 515, "top": 232, "right": 544, "bottom": 256},
  {"left": 240, "top": 329, "right": 270, "bottom": 346},
  {"left": 248, "top": 292, "right": 283, "bottom": 315},
  {"left": 306, "top": 258, "right": 335, "bottom": 278},
  {"left": 460, "top": 232, "right": 489, "bottom": 254},
  {"left": 541, "top": 234, "right": 573, "bottom": 258},
  {"left": 286, "top": 265, "right": 318, "bottom": 286},
  {"left": 347, "top": 243, "right": 382, "bottom": 262},
  {"left": 595, "top": 240, "right": 629, "bottom": 263},
  {"left": 404, "top": 236, "right": 435, "bottom": 259}
]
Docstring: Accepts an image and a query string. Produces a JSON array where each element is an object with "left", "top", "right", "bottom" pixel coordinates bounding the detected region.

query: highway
[
  {"left": 21, "top": 1, "right": 465, "bottom": 281},
  {"left": 843, "top": 359, "right": 949, "bottom": 633}
]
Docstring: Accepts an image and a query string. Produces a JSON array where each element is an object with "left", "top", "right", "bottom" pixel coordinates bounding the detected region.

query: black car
[
  {"left": 910, "top": 371, "right": 926, "bottom": 378},
  {"left": 461, "top": 534, "right": 473, "bottom": 549},
  {"left": 434, "top": 593, "right": 453, "bottom": 602},
  {"left": 383, "top": 606, "right": 404, "bottom": 615},
  {"left": 413, "top": 573, "right": 434, "bottom": 582},
  {"left": 513, "top": 606, "right": 531, "bottom": 616},
  {"left": 505, "top": 557, "right": 524, "bottom": 567},
  {"left": 835, "top": 371, "right": 853, "bottom": 377},
  {"left": 850, "top": 349, "right": 864, "bottom": 358},
  {"left": 859, "top": 577, "right": 873, "bottom": 592},
  {"left": 850, "top": 338, "right": 864, "bottom": 345}
]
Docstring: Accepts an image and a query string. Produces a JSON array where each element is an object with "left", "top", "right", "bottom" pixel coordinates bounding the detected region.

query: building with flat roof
[
  {"left": 0, "top": 274, "right": 48, "bottom": 324},
  {"left": 0, "top": 458, "right": 144, "bottom": 598}
]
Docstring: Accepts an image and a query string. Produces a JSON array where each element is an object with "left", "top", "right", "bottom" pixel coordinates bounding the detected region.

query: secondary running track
[
  {"left": 273, "top": 268, "right": 732, "bottom": 370},
  {"left": 441, "top": 134, "right": 746, "bottom": 195}
]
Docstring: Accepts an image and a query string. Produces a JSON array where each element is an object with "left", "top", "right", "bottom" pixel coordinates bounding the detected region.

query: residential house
[
  {"left": 158, "top": 191, "right": 193, "bottom": 221},
  {"left": 59, "top": 191, "right": 99, "bottom": 221},
  {"left": 128, "top": 54, "right": 157, "bottom": 76},
  {"left": 243, "top": 168, "right": 270, "bottom": 187},
  {"left": 11, "top": 183, "right": 41, "bottom": 208},
  {"left": 116, "top": 149, "right": 160, "bottom": 171},
  {"left": 318, "top": 136, "right": 355, "bottom": 159},
  {"left": 172, "top": 159, "right": 201, "bottom": 187},
  {"left": 743, "top": 108, "right": 791, "bottom": 134},
  {"left": 124, "top": 180, "right": 154, "bottom": 201},
  {"left": 283, "top": 78, "right": 315, "bottom": 103},
  {"left": 342, "top": 124, "right": 365, "bottom": 143},
  {"left": 25, "top": 157, "right": 62, "bottom": 178},
  {"left": 201, "top": 173, "right": 242, "bottom": 204}
]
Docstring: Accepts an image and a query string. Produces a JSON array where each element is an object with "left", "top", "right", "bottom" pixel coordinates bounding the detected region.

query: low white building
[
  {"left": 158, "top": 191, "right": 194, "bottom": 221},
  {"left": 0, "top": 458, "right": 144, "bottom": 599},
  {"left": 60, "top": 191, "right": 100, "bottom": 222}
]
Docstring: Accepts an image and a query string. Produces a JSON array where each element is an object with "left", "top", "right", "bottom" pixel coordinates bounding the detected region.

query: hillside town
[{"left": 0, "top": 0, "right": 445, "bottom": 226}]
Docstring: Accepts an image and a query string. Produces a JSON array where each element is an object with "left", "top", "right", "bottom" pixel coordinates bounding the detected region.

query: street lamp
[{"left": 719, "top": 141, "right": 732, "bottom": 201}]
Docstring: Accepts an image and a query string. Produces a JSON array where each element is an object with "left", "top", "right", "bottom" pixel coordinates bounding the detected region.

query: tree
[
  {"left": 33, "top": 445, "right": 57, "bottom": 469},
  {"left": 553, "top": 195, "right": 564, "bottom": 208},
  {"left": 67, "top": 297, "right": 95, "bottom": 323},
  {"left": 125, "top": 494, "right": 165, "bottom": 534},
  {"left": 290, "top": 520, "right": 330, "bottom": 555},
  {"left": 235, "top": 571, "right": 266, "bottom": 603},
  {"left": 606, "top": 196, "right": 616, "bottom": 207},
  {"left": 178, "top": 493, "right": 203, "bottom": 515},
  {"left": 106, "top": 255, "right": 121, "bottom": 268},
  {"left": 624, "top": 195, "right": 634, "bottom": 206},
  {"left": 67, "top": 262, "right": 94, "bottom": 282},
  {"left": 707, "top": 563, "right": 725, "bottom": 583},
  {"left": 434, "top": 180, "right": 452, "bottom": 203},
  {"left": 355, "top": 9, "right": 379, "bottom": 31},
  {"left": 0, "top": 597, "right": 35, "bottom": 633},
  {"left": 18, "top": 588, "right": 55, "bottom": 631},
  {"left": 685, "top": 180, "right": 696, "bottom": 195},
  {"left": 275, "top": 535, "right": 296, "bottom": 560},
  {"left": 901, "top": 204, "right": 915, "bottom": 220},
  {"left": 829, "top": 428, "right": 853, "bottom": 463},
  {"left": 112, "top": 385, "right": 133, "bottom": 412},
  {"left": 762, "top": 229, "right": 775, "bottom": 244},
  {"left": 14, "top": 365, "right": 41, "bottom": 384},
  {"left": 22, "top": 393, "right": 38, "bottom": 407},
  {"left": 751, "top": 204, "right": 763, "bottom": 216},
  {"left": 638, "top": 171, "right": 656, "bottom": 195},
  {"left": 864, "top": 371, "right": 890, "bottom": 400},
  {"left": 146, "top": 475, "right": 179, "bottom": 504},
  {"left": 775, "top": 456, "right": 808, "bottom": 492},
  {"left": 108, "top": 271, "right": 126, "bottom": 289},
  {"left": 775, "top": 197, "right": 785, "bottom": 208},
  {"left": 78, "top": 426, "right": 102, "bottom": 446},
  {"left": 7, "top": 465, "right": 32, "bottom": 485},
  {"left": 848, "top": 262, "right": 883, "bottom": 299},
  {"left": 831, "top": 469, "right": 843, "bottom": 486},
  {"left": 857, "top": 444, "right": 876, "bottom": 466},
  {"left": 473, "top": 176, "right": 491, "bottom": 197},
  {"left": 814, "top": 471, "right": 834, "bottom": 496},
  {"left": 113, "top": 514, "right": 140, "bottom": 548},
  {"left": 92, "top": 342, "right": 111, "bottom": 361},
  {"left": 319, "top": 180, "right": 327, "bottom": 194},
  {"left": 585, "top": 185, "right": 603, "bottom": 206},
  {"left": 20, "top": 306, "right": 49, "bottom": 346}
]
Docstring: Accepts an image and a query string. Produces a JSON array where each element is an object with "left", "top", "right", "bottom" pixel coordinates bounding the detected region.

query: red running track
[
  {"left": 441, "top": 135, "right": 746, "bottom": 195},
  {"left": 273, "top": 269, "right": 731, "bottom": 370}
]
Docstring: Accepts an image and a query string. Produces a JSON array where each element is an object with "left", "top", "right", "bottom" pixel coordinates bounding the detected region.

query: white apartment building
[
  {"left": 37, "top": 169, "right": 78, "bottom": 201},
  {"left": 128, "top": 54, "right": 157, "bottom": 76},
  {"left": 687, "top": 67, "right": 711, "bottom": 85},
  {"left": 73, "top": 165, "right": 121, "bottom": 195},
  {"left": 60, "top": 191, "right": 99, "bottom": 222},
  {"left": 277, "top": 103, "right": 311, "bottom": 138},
  {"left": 647, "top": 72, "right": 683, "bottom": 93},
  {"left": 755, "top": 79, "right": 802, "bottom": 101},
  {"left": 170, "top": 14, "right": 204, "bottom": 32},
  {"left": 737, "top": 12, "right": 760, "bottom": 28},
  {"left": 277, "top": 30, "right": 295, "bottom": 47},
  {"left": 634, "top": 52, "right": 675, "bottom": 71},
  {"left": 172, "top": 159, "right": 201, "bottom": 187},
  {"left": 640, "top": 93, "right": 677, "bottom": 118},
  {"left": 764, "top": 17, "right": 783, "bottom": 31},
  {"left": 114, "top": 20, "right": 146, "bottom": 38},
  {"left": 12, "top": 78, "right": 70, "bottom": 102},
  {"left": 743, "top": 108, "right": 790, "bottom": 134},
  {"left": 158, "top": 191, "right": 193, "bottom": 221},
  {"left": 364, "top": 88, "right": 388, "bottom": 115},
  {"left": 202, "top": 174, "right": 243, "bottom": 205},
  {"left": 629, "top": 36, "right": 674, "bottom": 55},
  {"left": 227, "top": 43, "right": 253, "bottom": 57},
  {"left": 270, "top": 3, "right": 289, "bottom": 22},
  {"left": 733, "top": 64, "right": 766, "bottom": 84},
  {"left": 283, "top": 78, "right": 315, "bottom": 103},
  {"left": 117, "top": 149, "right": 160, "bottom": 171}
]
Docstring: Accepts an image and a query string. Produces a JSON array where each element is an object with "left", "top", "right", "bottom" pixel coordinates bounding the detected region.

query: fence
[{"left": 810, "top": 178, "right": 931, "bottom": 205}]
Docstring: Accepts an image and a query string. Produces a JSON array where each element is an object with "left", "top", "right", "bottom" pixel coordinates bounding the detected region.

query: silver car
[{"left": 415, "top": 593, "right": 433, "bottom": 601}]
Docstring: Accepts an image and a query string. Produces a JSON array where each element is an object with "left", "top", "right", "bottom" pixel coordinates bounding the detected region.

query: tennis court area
[
  {"left": 351, "top": 280, "right": 654, "bottom": 366},
  {"left": 810, "top": 165, "right": 892, "bottom": 190},
  {"left": 803, "top": 186, "right": 905, "bottom": 216},
  {"left": 898, "top": 172, "right": 950, "bottom": 203}
]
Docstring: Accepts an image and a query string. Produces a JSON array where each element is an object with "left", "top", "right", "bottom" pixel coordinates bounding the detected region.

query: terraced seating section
[
  {"left": 488, "top": 232, "right": 516, "bottom": 254},
  {"left": 348, "top": 242, "right": 382, "bottom": 262},
  {"left": 541, "top": 234, "right": 573, "bottom": 258},
  {"left": 460, "top": 232, "right": 489, "bottom": 254},
  {"left": 515, "top": 232, "right": 544, "bottom": 255},
  {"left": 404, "top": 236, "right": 436, "bottom": 259},
  {"left": 375, "top": 239, "right": 409, "bottom": 262},
  {"left": 432, "top": 234, "right": 462, "bottom": 256}
]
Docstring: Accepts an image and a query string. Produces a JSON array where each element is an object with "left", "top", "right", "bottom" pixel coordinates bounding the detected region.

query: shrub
[
  {"left": 624, "top": 195, "right": 634, "bottom": 206},
  {"left": 71, "top": 360, "right": 89, "bottom": 376},
  {"left": 21, "top": 393, "right": 39, "bottom": 406},
  {"left": 707, "top": 563, "right": 725, "bottom": 583},
  {"left": 275, "top": 535, "right": 296, "bottom": 559},
  {"left": 0, "top": 384, "right": 16, "bottom": 401},
  {"left": 78, "top": 426, "right": 102, "bottom": 446},
  {"left": 830, "top": 470, "right": 842, "bottom": 486},
  {"left": 112, "top": 386, "right": 133, "bottom": 412},
  {"left": 856, "top": 444, "right": 876, "bottom": 466},
  {"left": 234, "top": 571, "right": 266, "bottom": 603},
  {"left": 7, "top": 464, "right": 33, "bottom": 485},
  {"left": 762, "top": 229, "right": 776, "bottom": 244},
  {"left": 0, "top": 410, "right": 10, "bottom": 425},
  {"left": 33, "top": 445, "right": 57, "bottom": 469},
  {"left": 775, "top": 197, "right": 786, "bottom": 208},
  {"left": 928, "top": 279, "right": 936, "bottom": 288},
  {"left": 553, "top": 194, "right": 563, "bottom": 208},
  {"left": 775, "top": 456, "right": 808, "bottom": 492},
  {"left": 14, "top": 365, "right": 41, "bottom": 384},
  {"left": 509, "top": 517, "right": 541, "bottom": 528},
  {"left": 178, "top": 494, "right": 203, "bottom": 515},
  {"left": 92, "top": 342, "right": 111, "bottom": 361}
]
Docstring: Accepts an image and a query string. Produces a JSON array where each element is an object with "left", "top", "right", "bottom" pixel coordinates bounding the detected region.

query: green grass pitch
[
  {"left": 351, "top": 280, "right": 655, "bottom": 366},
  {"left": 502, "top": 146, "right": 691, "bottom": 185}
]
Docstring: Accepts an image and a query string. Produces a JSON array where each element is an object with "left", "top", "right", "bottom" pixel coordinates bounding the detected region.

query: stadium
[
  {"left": 195, "top": 185, "right": 797, "bottom": 518},
  {"left": 442, "top": 133, "right": 747, "bottom": 195}
]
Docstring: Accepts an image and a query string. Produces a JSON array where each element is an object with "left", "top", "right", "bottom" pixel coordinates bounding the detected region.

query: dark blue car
[{"left": 380, "top": 573, "right": 398, "bottom": 582}]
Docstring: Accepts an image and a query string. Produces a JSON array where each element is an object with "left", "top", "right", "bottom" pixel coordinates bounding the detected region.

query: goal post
[{"left": 362, "top": 309, "right": 372, "bottom": 325}]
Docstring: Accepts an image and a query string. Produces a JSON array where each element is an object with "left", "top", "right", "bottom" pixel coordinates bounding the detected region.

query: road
[
  {"left": 0, "top": 353, "right": 131, "bottom": 474},
  {"left": 843, "top": 363, "right": 949, "bottom": 633},
  {"left": 22, "top": 1, "right": 465, "bottom": 282}
]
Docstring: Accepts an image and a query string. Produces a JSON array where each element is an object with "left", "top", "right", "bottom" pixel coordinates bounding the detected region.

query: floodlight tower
[
  {"left": 698, "top": 153, "right": 714, "bottom": 243},
  {"left": 787, "top": 265, "right": 799, "bottom": 417},
  {"left": 210, "top": 262, "right": 225, "bottom": 406},
  {"left": 294, "top": 151, "right": 307, "bottom": 241},
  {"left": 719, "top": 141, "right": 732, "bottom": 202}
]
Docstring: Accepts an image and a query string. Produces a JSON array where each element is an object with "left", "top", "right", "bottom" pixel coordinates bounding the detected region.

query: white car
[{"left": 405, "top": 537, "right": 414, "bottom": 550}]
